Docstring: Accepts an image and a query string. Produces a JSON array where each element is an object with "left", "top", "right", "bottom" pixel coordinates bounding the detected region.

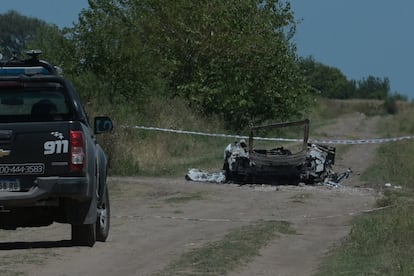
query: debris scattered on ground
[
  {"left": 384, "top": 183, "right": 402, "bottom": 189},
  {"left": 185, "top": 169, "right": 226, "bottom": 183},
  {"left": 325, "top": 168, "right": 352, "bottom": 188}
]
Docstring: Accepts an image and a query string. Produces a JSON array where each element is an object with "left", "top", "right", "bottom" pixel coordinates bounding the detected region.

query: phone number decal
[{"left": 0, "top": 163, "right": 44, "bottom": 175}]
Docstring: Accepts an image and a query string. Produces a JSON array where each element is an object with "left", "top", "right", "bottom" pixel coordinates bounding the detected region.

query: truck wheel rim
[{"left": 98, "top": 205, "right": 108, "bottom": 230}]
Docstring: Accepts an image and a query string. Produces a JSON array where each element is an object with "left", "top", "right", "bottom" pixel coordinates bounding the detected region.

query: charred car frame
[{"left": 224, "top": 119, "right": 337, "bottom": 185}]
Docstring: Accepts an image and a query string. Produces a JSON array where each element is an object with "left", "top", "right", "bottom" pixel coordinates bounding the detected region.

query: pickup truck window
[{"left": 0, "top": 83, "right": 72, "bottom": 122}]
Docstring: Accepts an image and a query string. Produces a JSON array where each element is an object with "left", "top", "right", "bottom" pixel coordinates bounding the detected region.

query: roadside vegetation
[{"left": 315, "top": 103, "right": 414, "bottom": 276}]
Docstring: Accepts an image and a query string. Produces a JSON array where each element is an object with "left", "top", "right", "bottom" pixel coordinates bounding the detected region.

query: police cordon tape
[{"left": 122, "top": 125, "right": 414, "bottom": 145}]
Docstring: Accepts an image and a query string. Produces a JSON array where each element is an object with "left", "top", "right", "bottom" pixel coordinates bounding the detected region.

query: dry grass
[{"left": 95, "top": 97, "right": 414, "bottom": 179}]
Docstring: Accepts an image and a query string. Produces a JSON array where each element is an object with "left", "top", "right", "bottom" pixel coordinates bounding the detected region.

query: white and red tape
[{"left": 123, "top": 125, "right": 414, "bottom": 145}]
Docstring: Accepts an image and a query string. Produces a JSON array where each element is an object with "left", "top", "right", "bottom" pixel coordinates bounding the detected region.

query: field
[{"left": 1, "top": 99, "right": 414, "bottom": 275}]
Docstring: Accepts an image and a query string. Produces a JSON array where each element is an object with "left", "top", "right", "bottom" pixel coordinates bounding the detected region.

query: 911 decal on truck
[
  {"left": 44, "top": 132, "right": 69, "bottom": 155},
  {"left": 0, "top": 50, "right": 113, "bottom": 247}
]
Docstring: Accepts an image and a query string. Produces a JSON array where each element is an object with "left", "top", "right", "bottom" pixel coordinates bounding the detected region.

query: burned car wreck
[
  {"left": 222, "top": 119, "right": 338, "bottom": 185},
  {"left": 186, "top": 119, "right": 350, "bottom": 186}
]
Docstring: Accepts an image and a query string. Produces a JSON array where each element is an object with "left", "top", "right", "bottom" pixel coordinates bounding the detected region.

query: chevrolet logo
[{"left": 0, "top": 149, "right": 11, "bottom": 158}]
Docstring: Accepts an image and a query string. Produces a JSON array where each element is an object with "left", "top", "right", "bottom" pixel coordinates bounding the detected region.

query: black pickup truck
[{"left": 0, "top": 50, "right": 113, "bottom": 246}]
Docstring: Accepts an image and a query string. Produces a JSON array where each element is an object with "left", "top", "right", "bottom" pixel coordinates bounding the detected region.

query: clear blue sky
[
  {"left": 291, "top": 0, "right": 414, "bottom": 99},
  {"left": 1, "top": 0, "right": 413, "bottom": 99}
]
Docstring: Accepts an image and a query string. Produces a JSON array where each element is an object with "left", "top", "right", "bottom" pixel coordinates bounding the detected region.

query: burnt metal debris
[{"left": 186, "top": 119, "right": 351, "bottom": 186}]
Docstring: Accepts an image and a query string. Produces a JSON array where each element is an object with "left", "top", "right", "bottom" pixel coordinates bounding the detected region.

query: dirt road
[{"left": 0, "top": 113, "right": 380, "bottom": 276}]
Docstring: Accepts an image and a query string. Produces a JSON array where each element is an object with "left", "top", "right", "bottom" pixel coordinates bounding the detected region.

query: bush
[{"left": 383, "top": 96, "right": 398, "bottom": 115}]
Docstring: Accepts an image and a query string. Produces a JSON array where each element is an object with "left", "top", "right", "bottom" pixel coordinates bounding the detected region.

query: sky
[
  {"left": 291, "top": 1, "right": 414, "bottom": 99},
  {"left": 1, "top": 0, "right": 413, "bottom": 99}
]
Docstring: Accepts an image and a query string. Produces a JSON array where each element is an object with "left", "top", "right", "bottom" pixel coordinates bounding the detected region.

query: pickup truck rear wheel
[
  {"left": 71, "top": 223, "right": 96, "bottom": 247},
  {"left": 96, "top": 186, "right": 110, "bottom": 242}
]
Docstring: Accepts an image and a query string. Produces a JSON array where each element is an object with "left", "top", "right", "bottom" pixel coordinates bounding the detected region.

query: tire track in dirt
[{"left": 315, "top": 113, "right": 381, "bottom": 187}]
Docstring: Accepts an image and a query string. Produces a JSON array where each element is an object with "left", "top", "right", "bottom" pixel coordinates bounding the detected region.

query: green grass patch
[
  {"left": 316, "top": 105, "right": 414, "bottom": 275},
  {"left": 316, "top": 202, "right": 414, "bottom": 276},
  {"left": 362, "top": 141, "right": 414, "bottom": 190},
  {"left": 156, "top": 220, "right": 295, "bottom": 276}
]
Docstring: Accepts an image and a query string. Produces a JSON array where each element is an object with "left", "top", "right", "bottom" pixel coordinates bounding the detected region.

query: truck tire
[
  {"left": 96, "top": 186, "right": 110, "bottom": 242},
  {"left": 71, "top": 223, "right": 96, "bottom": 247}
]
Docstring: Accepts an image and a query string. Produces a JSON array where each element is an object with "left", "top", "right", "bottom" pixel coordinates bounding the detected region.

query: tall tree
[
  {"left": 73, "top": 0, "right": 167, "bottom": 103},
  {"left": 144, "top": 0, "right": 309, "bottom": 128},
  {"left": 299, "top": 57, "right": 356, "bottom": 99},
  {"left": 357, "top": 76, "right": 390, "bottom": 100},
  {"left": 27, "top": 25, "right": 75, "bottom": 69},
  {"left": 72, "top": 0, "right": 310, "bottom": 129},
  {"left": 0, "top": 11, "right": 47, "bottom": 58}
]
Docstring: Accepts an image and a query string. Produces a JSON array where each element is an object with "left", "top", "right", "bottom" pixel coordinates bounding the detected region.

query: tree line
[
  {"left": 0, "top": 2, "right": 407, "bottom": 130},
  {"left": 299, "top": 56, "right": 407, "bottom": 101}
]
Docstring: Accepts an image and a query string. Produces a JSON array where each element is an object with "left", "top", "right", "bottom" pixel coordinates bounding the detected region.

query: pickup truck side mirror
[{"left": 94, "top": 116, "right": 113, "bottom": 134}]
